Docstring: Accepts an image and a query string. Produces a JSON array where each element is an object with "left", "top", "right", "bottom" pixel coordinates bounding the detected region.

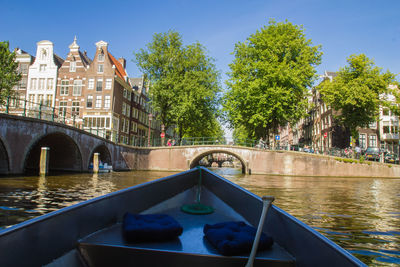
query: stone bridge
[
  {"left": 134, "top": 146, "right": 400, "bottom": 177},
  {"left": 1, "top": 113, "right": 400, "bottom": 177},
  {"left": 0, "top": 114, "right": 137, "bottom": 175}
]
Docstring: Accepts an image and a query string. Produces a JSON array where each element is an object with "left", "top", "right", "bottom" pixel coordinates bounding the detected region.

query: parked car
[
  {"left": 384, "top": 153, "right": 399, "bottom": 164},
  {"left": 364, "top": 147, "right": 381, "bottom": 161}
]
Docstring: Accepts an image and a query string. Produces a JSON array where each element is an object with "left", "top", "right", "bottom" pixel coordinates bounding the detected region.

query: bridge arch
[
  {"left": 189, "top": 149, "right": 247, "bottom": 174},
  {"left": 88, "top": 144, "right": 112, "bottom": 169},
  {"left": 0, "top": 136, "right": 10, "bottom": 175},
  {"left": 24, "top": 132, "right": 83, "bottom": 174}
]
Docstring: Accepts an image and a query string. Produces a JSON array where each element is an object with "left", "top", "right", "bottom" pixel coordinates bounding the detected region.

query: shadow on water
[{"left": 0, "top": 167, "right": 399, "bottom": 266}]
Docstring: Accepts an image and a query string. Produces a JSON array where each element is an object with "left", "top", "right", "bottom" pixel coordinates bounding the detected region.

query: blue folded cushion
[
  {"left": 123, "top": 213, "right": 183, "bottom": 242},
  {"left": 203, "top": 221, "right": 273, "bottom": 256}
]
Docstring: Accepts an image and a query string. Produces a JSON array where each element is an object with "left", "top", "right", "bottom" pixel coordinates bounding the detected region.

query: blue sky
[{"left": 2, "top": 0, "right": 399, "bottom": 84}]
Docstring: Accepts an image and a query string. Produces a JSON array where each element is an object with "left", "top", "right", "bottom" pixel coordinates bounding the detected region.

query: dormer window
[{"left": 70, "top": 61, "right": 76, "bottom": 72}]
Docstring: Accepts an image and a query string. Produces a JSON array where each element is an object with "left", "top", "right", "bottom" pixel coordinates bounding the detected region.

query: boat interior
[{"left": 77, "top": 187, "right": 295, "bottom": 267}]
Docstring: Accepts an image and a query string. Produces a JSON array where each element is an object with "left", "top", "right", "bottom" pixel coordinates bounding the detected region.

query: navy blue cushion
[
  {"left": 203, "top": 221, "right": 273, "bottom": 256},
  {"left": 122, "top": 213, "right": 183, "bottom": 242}
]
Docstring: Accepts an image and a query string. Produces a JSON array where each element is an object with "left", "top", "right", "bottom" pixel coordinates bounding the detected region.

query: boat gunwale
[{"left": 0, "top": 168, "right": 196, "bottom": 237}]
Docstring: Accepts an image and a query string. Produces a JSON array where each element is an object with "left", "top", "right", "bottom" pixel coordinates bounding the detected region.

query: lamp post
[{"left": 148, "top": 113, "right": 152, "bottom": 147}]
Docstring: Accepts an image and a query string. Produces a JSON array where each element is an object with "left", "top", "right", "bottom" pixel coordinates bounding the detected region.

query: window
[
  {"left": 47, "top": 78, "right": 53, "bottom": 90},
  {"left": 45, "top": 95, "right": 52, "bottom": 106},
  {"left": 95, "top": 95, "right": 102, "bottom": 108},
  {"left": 122, "top": 102, "right": 126, "bottom": 115},
  {"left": 39, "top": 78, "right": 45, "bottom": 90},
  {"left": 127, "top": 90, "right": 131, "bottom": 100},
  {"left": 60, "top": 80, "right": 69, "bottom": 95},
  {"left": 59, "top": 101, "right": 67, "bottom": 116},
  {"left": 383, "top": 108, "right": 390, "bottom": 116},
  {"left": 96, "top": 79, "right": 103, "bottom": 91},
  {"left": 127, "top": 105, "right": 131, "bottom": 117},
  {"left": 123, "top": 89, "right": 127, "bottom": 98},
  {"left": 131, "top": 122, "right": 137, "bottom": 132},
  {"left": 70, "top": 61, "right": 76, "bottom": 72},
  {"left": 19, "top": 78, "right": 27, "bottom": 89},
  {"left": 105, "top": 79, "right": 112, "bottom": 89},
  {"left": 40, "top": 64, "right": 47, "bottom": 71},
  {"left": 31, "top": 78, "right": 37, "bottom": 90},
  {"left": 369, "top": 121, "right": 377, "bottom": 129},
  {"left": 104, "top": 95, "right": 111, "bottom": 109},
  {"left": 38, "top": 94, "right": 44, "bottom": 104},
  {"left": 391, "top": 126, "right": 399, "bottom": 134},
  {"left": 88, "top": 78, "right": 94, "bottom": 89},
  {"left": 29, "top": 94, "right": 35, "bottom": 107},
  {"left": 87, "top": 95, "right": 93, "bottom": 108},
  {"left": 72, "top": 101, "right": 80, "bottom": 116},
  {"left": 73, "top": 80, "right": 82, "bottom": 96},
  {"left": 98, "top": 64, "right": 104, "bottom": 73},
  {"left": 20, "top": 64, "right": 28, "bottom": 74},
  {"left": 369, "top": 135, "right": 377, "bottom": 147},
  {"left": 383, "top": 126, "right": 390, "bottom": 134},
  {"left": 98, "top": 53, "right": 104, "bottom": 62}
]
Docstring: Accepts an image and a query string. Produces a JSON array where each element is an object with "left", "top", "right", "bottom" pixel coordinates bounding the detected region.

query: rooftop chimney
[{"left": 118, "top": 57, "right": 126, "bottom": 69}]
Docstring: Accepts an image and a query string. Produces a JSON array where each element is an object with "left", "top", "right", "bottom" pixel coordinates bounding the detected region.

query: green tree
[
  {"left": 319, "top": 54, "right": 397, "bottom": 141},
  {"left": 0, "top": 41, "right": 20, "bottom": 103},
  {"left": 135, "top": 31, "right": 221, "bottom": 139},
  {"left": 223, "top": 20, "right": 322, "bottom": 143}
]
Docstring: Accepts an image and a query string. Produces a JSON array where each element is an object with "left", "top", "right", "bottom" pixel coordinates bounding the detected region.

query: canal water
[{"left": 0, "top": 168, "right": 399, "bottom": 266}]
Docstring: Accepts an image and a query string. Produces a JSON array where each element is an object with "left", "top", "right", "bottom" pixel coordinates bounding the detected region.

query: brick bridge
[{"left": 1, "top": 114, "right": 399, "bottom": 177}]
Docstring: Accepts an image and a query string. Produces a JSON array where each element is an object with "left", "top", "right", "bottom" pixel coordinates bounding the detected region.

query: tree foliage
[
  {"left": 319, "top": 54, "right": 397, "bottom": 139},
  {"left": 0, "top": 41, "right": 20, "bottom": 103},
  {"left": 134, "top": 31, "right": 222, "bottom": 139},
  {"left": 223, "top": 20, "right": 322, "bottom": 141}
]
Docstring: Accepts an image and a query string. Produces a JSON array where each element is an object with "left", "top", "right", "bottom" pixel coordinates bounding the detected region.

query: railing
[
  {"left": 0, "top": 96, "right": 148, "bottom": 147},
  {"left": 2, "top": 96, "right": 394, "bottom": 163}
]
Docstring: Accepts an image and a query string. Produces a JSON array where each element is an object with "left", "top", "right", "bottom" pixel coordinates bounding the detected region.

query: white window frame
[
  {"left": 104, "top": 95, "right": 111, "bottom": 109},
  {"left": 72, "top": 101, "right": 80, "bottom": 116},
  {"left": 73, "top": 80, "right": 82, "bottom": 96},
  {"left": 88, "top": 78, "right": 94, "bottom": 89},
  {"left": 70, "top": 61, "right": 76, "bottom": 72},
  {"left": 60, "top": 80, "right": 69, "bottom": 96},
  {"left": 95, "top": 95, "right": 102, "bottom": 108},
  {"left": 105, "top": 79, "right": 112, "bottom": 90}
]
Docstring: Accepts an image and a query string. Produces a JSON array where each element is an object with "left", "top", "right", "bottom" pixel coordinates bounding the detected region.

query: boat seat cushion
[
  {"left": 123, "top": 213, "right": 183, "bottom": 242},
  {"left": 203, "top": 221, "right": 273, "bottom": 256}
]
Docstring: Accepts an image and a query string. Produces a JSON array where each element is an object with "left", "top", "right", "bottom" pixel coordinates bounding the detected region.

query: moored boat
[{"left": 0, "top": 167, "right": 365, "bottom": 266}]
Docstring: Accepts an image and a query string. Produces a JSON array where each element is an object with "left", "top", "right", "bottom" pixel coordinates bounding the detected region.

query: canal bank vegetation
[
  {"left": 134, "top": 31, "right": 224, "bottom": 140},
  {"left": 222, "top": 19, "right": 322, "bottom": 145},
  {"left": 0, "top": 41, "right": 21, "bottom": 104},
  {"left": 318, "top": 54, "right": 398, "bottom": 142}
]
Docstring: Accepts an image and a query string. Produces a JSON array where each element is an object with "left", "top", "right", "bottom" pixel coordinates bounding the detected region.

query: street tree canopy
[
  {"left": 319, "top": 54, "right": 397, "bottom": 139},
  {"left": 0, "top": 41, "right": 20, "bottom": 103},
  {"left": 223, "top": 20, "right": 322, "bottom": 141},
  {"left": 134, "top": 31, "right": 222, "bottom": 139}
]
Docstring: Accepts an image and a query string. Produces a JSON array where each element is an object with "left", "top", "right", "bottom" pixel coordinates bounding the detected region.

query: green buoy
[{"left": 181, "top": 167, "right": 214, "bottom": 215}]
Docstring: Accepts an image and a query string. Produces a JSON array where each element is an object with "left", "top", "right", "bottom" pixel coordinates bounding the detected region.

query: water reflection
[{"left": 0, "top": 168, "right": 399, "bottom": 266}]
